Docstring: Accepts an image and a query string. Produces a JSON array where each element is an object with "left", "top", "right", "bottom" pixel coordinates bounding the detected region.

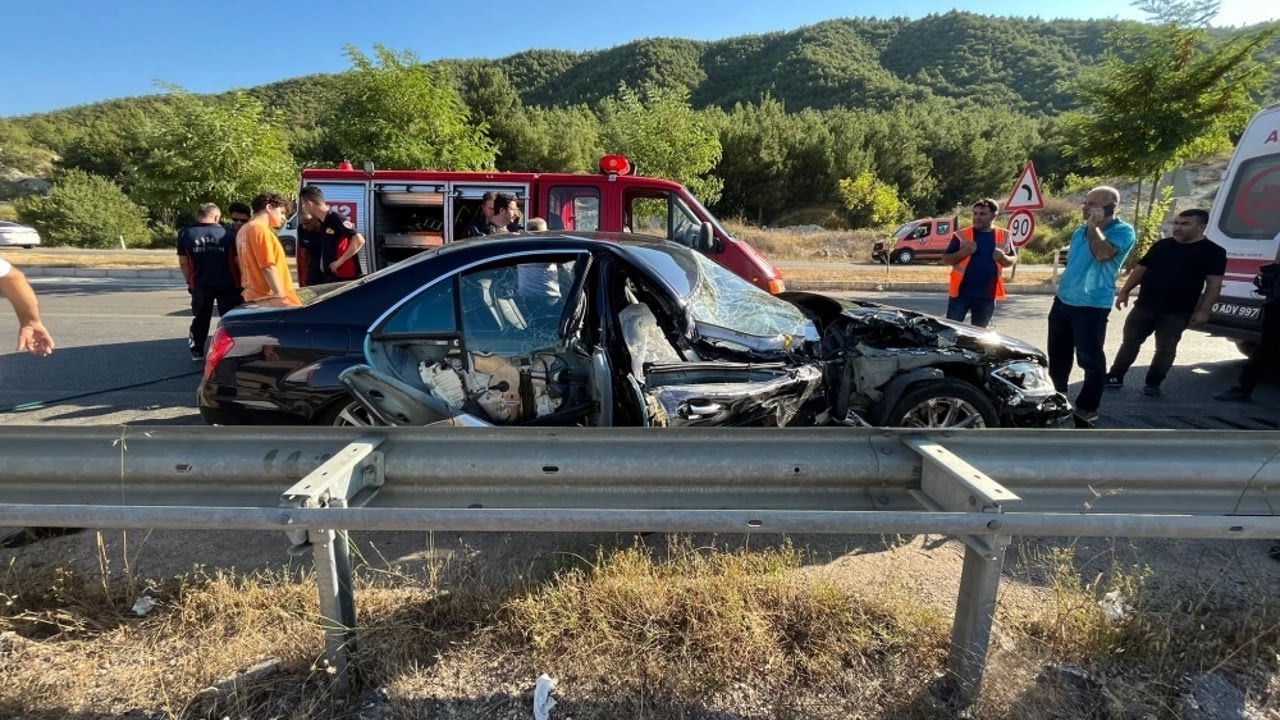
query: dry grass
[
  {"left": 783, "top": 266, "right": 1056, "bottom": 286},
  {"left": 4, "top": 250, "right": 181, "bottom": 269},
  {"left": 726, "top": 220, "right": 883, "bottom": 262},
  {"left": 2, "top": 250, "right": 296, "bottom": 270},
  {"left": 4, "top": 536, "right": 1280, "bottom": 719}
]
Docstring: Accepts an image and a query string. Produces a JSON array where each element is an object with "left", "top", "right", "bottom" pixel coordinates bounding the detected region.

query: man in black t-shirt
[
  {"left": 178, "top": 203, "right": 242, "bottom": 360},
  {"left": 299, "top": 185, "right": 365, "bottom": 283},
  {"left": 1106, "top": 209, "right": 1225, "bottom": 395}
]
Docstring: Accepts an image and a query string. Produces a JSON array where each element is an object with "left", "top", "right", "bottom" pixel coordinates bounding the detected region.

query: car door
[{"left": 359, "top": 250, "right": 597, "bottom": 426}]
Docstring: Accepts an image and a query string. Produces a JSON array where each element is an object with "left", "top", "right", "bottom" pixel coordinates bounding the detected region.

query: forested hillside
[{"left": 1, "top": 12, "right": 1275, "bottom": 243}]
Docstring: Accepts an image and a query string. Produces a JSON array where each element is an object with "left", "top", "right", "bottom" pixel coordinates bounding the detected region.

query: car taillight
[
  {"left": 767, "top": 278, "right": 786, "bottom": 294},
  {"left": 204, "top": 328, "right": 235, "bottom": 381}
]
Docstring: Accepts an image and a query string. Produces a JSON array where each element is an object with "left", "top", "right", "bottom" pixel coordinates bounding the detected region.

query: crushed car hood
[{"left": 827, "top": 299, "right": 1044, "bottom": 361}]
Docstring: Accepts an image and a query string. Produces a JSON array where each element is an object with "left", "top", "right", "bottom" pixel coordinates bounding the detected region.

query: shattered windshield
[{"left": 624, "top": 245, "right": 818, "bottom": 342}]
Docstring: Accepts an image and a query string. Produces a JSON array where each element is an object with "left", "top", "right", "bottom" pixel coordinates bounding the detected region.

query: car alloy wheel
[
  {"left": 899, "top": 396, "right": 988, "bottom": 429},
  {"left": 331, "top": 400, "right": 380, "bottom": 427}
]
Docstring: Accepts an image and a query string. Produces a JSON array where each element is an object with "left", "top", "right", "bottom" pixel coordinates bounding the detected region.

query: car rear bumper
[{"left": 197, "top": 383, "right": 323, "bottom": 425}]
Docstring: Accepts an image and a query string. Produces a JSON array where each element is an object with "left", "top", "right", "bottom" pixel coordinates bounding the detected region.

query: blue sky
[{"left": 4, "top": 0, "right": 1276, "bottom": 117}]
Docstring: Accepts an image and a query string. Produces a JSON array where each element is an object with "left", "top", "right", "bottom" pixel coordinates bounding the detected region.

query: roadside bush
[
  {"left": 838, "top": 171, "right": 911, "bottom": 229},
  {"left": 14, "top": 169, "right": 150, "bottom": 248},
  {"left": 1038, "top": 195, "right": 1080, "bottom": 231},
  {"left": 0, "top": 203, "right": 17, "bottom": 223}
]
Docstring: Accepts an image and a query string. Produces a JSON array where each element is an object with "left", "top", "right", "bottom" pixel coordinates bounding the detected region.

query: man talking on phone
[{"left": 1047, "top": 186, "right": 1136, "bottom": 425}]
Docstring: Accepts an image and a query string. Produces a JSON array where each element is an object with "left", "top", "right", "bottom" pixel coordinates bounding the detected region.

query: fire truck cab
[{"left": 297, "top": 155, "right": 785, "bottom": 293}]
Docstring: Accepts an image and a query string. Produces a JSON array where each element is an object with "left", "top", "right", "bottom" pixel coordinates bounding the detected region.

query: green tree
[
  {"left": 1060, "top": 0, "right": 1278, "bottom": 252},
  {"left": 599, "top": 83, "right": 723, "bottom": 203},
  {"left": 132, "top": 90, "right": 296, "bottom": 221},
  {"left": 715, "top": 97, "right": 795, "bottom": 223},
  {"left": 0, "top": 120, "right": 55, "bottom": 176},
  {"left": 499, "top": 106, "right": 604, "bottom": 173},
  {"left": 838, "top": 171, "right": 912, "bottom": 228},
  {"left": 15, "top": 170, "right": 150, "bottom": 248},
  {"left": 326, "top": 45, "right": 495, "bottom": 170}
]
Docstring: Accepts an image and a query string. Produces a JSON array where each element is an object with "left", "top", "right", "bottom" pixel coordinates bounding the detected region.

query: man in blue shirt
[{"left": 1049, "top": 186, "right": 1137, "bottom": 424}]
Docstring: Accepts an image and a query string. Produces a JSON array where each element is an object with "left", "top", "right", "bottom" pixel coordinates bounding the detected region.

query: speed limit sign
[{"left": 1006, "top": 209, "right": 1037, "bottom": 248}]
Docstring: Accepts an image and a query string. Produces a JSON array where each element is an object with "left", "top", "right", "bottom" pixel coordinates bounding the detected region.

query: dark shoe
[
  {"left": 1141, "top": 385, "right": 1161, "bottom": 397},
  {"left": 190, "top": 349, "right": 204, "bottom": 362},
  {"left": 1214, "top": 386, "right": 1251, "bottom": 402},
  {"left": 1105, "top": 376, "right": 1124, "bottom": 390},
  {"left": 1269, "top": 544, "right": 1280, "bottom": 563},
  {"left": 1073, "top": 410, "right": 1099, "bottom": 428}
]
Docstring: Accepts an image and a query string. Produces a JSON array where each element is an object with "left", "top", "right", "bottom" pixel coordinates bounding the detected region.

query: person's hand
[
  {"left": 961, "top": 240, "right": 977, "bottom": 256},
  {"left": 992, "top": 249, "right": 1007, "bottom": 264},
  {"left": 17, "top": 320, "right": 54, "bottom": 356},
  {"left": 1114, "top": 290, "right": 1130, "bottom": 311},
  {"left": 328, "top": 261, "right": 342, "bottom": 274},
  {"left": 1086, "top": 207, "right": 1105, "bottom": 229},
  {"left": 1190, "top": 309, "right": 1211, "bottom": 327}
]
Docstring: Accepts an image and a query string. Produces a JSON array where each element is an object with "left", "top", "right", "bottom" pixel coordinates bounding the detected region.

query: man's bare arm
[
  {"left": 1087, "top": 223, "right": 1117, "bottom": 261},
  {"left": 1190, "top": 276, "right": 1224, "bottom": 327},
  {"left": 0, "top": 267, "right": 55, "bottom": 355},
  {"left": 1114, "top": 265, "right": 1146, "bottom": 310},
  {"left": 260, "top": 267, "right": 285, "bottom": 298}
]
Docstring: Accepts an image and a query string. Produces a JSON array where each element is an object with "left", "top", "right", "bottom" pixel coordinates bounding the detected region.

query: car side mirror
[{"left": 696, "top": 222, "right": 715, "bottom": 253}]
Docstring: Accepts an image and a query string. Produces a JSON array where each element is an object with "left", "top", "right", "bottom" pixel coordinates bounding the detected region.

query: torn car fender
[{"left": 869, "top": 367, "right": 945, "bottom": 425}]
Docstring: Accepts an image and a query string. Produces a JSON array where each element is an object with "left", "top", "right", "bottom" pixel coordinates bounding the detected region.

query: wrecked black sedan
[{"left": 198, "top": 233, "right": 1071, "bottom": 429}]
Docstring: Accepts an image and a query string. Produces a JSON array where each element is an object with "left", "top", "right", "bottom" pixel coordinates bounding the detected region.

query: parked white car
[{"left": 0, "top": 222, "right": 41, "bottom": 248}]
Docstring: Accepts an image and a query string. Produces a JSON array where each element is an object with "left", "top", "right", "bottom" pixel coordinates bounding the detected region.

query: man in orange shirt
[{"left": 236, "top": 192, "right": 300, "bottom": 307}]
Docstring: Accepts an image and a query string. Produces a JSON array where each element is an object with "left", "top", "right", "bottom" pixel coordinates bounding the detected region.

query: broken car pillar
[{"left": 903, "top": 437, "right": 1018, "bottom": 704}]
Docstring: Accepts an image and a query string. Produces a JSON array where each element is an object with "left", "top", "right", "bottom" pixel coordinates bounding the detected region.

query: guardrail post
[
  {"left": 279, "top": 437, "right": 386, "bottom": 693},
  {"left": 311, "top": 526, "right": 356, "bottom": 691},
  {"left": 948, "top": 533, "right": 1009, "bottom": 702},
  {"left": 904, "top": 437, "right": 1020, "bottom": 706}
]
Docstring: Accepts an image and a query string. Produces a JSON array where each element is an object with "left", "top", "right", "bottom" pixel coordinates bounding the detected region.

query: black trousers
[
  {"left": 1108, "top": 304, "right": 1191, "bottom": 388},
  {"left": 1239, "top": 303, "right": 1280, "bottom": 394},
  {"left": 1047, "top": 297, "right": 1110, "bottom": 413},
  {"left": 189, "top": 286, "right": 243, "bottom": 354}
]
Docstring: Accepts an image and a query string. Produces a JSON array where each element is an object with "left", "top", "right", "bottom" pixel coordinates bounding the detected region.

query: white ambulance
[{"left": 1205, "top": 102, "right": 1280, "bottom": 352}]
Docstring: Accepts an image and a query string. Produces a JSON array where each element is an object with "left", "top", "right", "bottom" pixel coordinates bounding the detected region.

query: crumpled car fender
[{"left": 868, "top": 367, "right": 945, "bottom": 424}]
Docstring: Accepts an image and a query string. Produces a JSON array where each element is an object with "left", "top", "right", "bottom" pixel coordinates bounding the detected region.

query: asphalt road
[{"left": 0, "top": 277, "right": 1274, "bottom": 428}]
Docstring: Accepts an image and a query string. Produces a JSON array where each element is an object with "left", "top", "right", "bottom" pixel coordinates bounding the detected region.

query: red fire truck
[{"left": 293, "top": 155, "right": 786, "bottom": 293}]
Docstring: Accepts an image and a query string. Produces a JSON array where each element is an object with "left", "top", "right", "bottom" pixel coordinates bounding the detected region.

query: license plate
[{"left": 1212, "top": 302, "right": 1261, "bottom": 320}]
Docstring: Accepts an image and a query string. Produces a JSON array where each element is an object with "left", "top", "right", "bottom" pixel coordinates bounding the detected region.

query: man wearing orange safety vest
[{"left": 940, "top": 198, "right": 1018, "bottom": 328}]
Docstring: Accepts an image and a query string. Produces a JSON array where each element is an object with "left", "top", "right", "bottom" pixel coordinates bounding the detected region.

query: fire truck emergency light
[{"left": 599, "top": 154, "right": 632, "bottom": 176}]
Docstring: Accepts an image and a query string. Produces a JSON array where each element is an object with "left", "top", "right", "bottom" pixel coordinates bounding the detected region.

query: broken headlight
[{"left": 991, "top": 360, "right": 1056, "bottom": 398}]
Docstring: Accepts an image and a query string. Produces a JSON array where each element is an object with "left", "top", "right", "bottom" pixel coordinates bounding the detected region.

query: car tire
[
  {"left": 882, "top": 378, "right": 1000, "bottom": 429},
  {"left": 894, "top": 248, "right": 914, "bottom": 265},
  {"left": 320, "top": 399, "right": 382, "bottom": 427},
  {"left": 281, "top": 238, "right": 297, "bottom": 257}
]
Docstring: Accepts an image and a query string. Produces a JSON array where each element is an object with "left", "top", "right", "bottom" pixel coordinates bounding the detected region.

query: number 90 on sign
[{"left": 1006, "top": 209, "right": 1037, "bottom": 248}]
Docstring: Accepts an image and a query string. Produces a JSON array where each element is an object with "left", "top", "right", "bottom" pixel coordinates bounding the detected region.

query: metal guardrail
[{"left": 1, "top": 425, "right": 1278, "bottom": 706}]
